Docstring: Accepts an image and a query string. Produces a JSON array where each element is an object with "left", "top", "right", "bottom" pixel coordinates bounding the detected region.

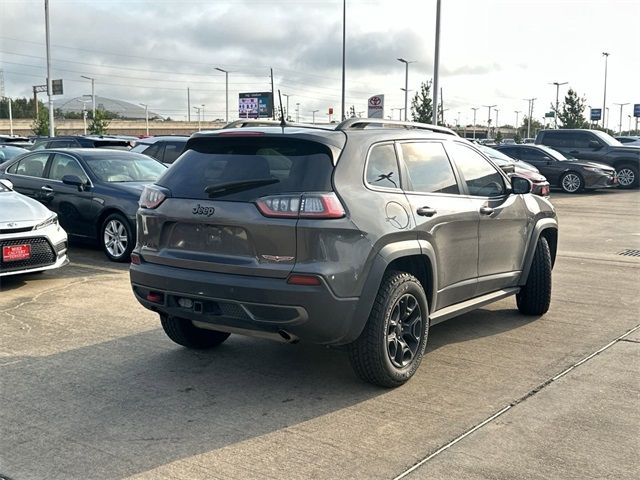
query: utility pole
[
  {"left": 81, "top": 75, "right": 96, "bottom": 119},
  {"left": 193, "top": 106, "right": 201, "bottom": 131},
  {"left": 471, "top": 107, "right": 478, "bottom": 139},
  {"left": 0, "top": 72, "right": 13, "bottom": 135},
  {"left": 295, "top": 102, "right": 300, "bottom": 122},
  {"left": 602, "top": 52, "right": 610, "bottom": 129},
  {"left": 341, "top": 0, "right": 346, "bottom": 121},
  {"left": 139, "top": 103, "right": 149, "bottom": 135},
  {"left": 432, "top": 0, "right": 441, "bottom": 125},
  {"left": 312, "top": 109, "right": 319, "bottom": 124},
  {"left": 483, "top": 105, "right": 496, "bottom": 138},
  {"left": 524, "top": 98, "right": 536, "bottom": 138},
  {"left": 514, "top": 110, "right": 521, "bottom": 137},
  {"left": 215, "top": 67, "right": 229, "bottom": 123},
  {"left": 551, "top": 81, "right": 568, "bottom": 128},
  {"left": 283, "top": 93, "right": 291, "bottom": 121},
  {"left": 187, "top": 87, "right": 191, "bottom": 122},
  {"left": 270, "top": 68, "right": 275, "bottom": 120},
  {"left": 44, "top": 0, "right": 55, "bottom": 137},
  {"left": 494, "top": 108, "right": 499, "bottom": 132},
  {"left": 397, "top": 58, "right": 415, "bottom": 121},
  {"left": 613, "top": 103, "right": 629, "bottom": 135},
  {"left": 398, "top": 108, "right": 405, "bottom": 121},
  {"left": 201, "top": 104, "right": 205, "bottom": 126}
]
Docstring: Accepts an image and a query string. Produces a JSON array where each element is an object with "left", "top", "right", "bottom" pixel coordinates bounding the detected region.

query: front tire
[
  {"left": 517, "top": 237, "right": 552, "bottom": 315},
  {"left": 161, "top": 315, "right": 230, "bottom": 349},
  {"left": 348, "top": 271, "right": 429, "bottom": 388},
  {"left": 560, "top": 171, "right": 583, "bottom": 193},
  {"left": 616, "top": 164, "right": 638, "bottom": 189},
  {"left": 101, "top": 213, "right": 134, "bottom": 262}
]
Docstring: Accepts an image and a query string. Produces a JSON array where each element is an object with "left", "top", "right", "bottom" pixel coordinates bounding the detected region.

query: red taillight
[
  {"left": 130, "top": 252, "right": 141, "bottom": 265},
  {"left": 146, "top": 291, "right": 164, "bottom": 303},
  {"left": 139, "top": 186, "right": 167, "bottom": 209},
  {"left": 287, "top": 274, "right": 321, "bottom": 286},
  {"left": 540, "top": 185, "right": 550, "bottom": 196},
  {"left": 256, "top": 193, "right": 345, "bottom": 219}
]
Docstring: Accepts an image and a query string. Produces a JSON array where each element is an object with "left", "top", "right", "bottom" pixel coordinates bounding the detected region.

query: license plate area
[{"left": 3, "top": 244, "right": 31, "bottom": 262}]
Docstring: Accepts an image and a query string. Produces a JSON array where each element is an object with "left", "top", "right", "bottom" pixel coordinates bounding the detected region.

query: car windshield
[
  {"left": 0, "top": 146, "right": 29, "bottom": 162},
  {"left": 478, "top": 146, "right": 516, "bottom": 164},
  {"left": 589, "top": 130, "right": 623, "bottom": 146},
  {"left": 83, "top": 152, "right": 167, "bottom": 182}
]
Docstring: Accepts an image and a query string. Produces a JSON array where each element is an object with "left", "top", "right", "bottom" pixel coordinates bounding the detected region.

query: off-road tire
[
  {"left": 517, "top": 237, "right": 552, "bottom": 315},
  {"left": 560, "top": 171, "right": 584, "bottom": 193},
  {"left": 616, "top": 163, "right": 639, "bottom": 189},
  {"left": 160, "top": 314, "right": 230, "bottom": 349},
  {"left": 348, "top": 271, "right": 429, "bottom": 388}
]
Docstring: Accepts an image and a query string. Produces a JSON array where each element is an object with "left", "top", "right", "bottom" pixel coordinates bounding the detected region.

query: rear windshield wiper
[{"left": 204, "top": 178, "right": 279, "bottom": 197}]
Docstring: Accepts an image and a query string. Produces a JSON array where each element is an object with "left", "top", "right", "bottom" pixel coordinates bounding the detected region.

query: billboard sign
[
  {"left": 544, "top": 111, "right": 555, "bottom": 118},
  {"left": 367, "top": 94, "right": 384, "bottom": 119},
  {"left": 634, "top": 104, "right": 640, "bottom": 118},
  {"left": 590, "top": 108, "right": 602, "bottom": 121},
  {"left": 238, "top": 92, "right": 273, "bottom": 119}
]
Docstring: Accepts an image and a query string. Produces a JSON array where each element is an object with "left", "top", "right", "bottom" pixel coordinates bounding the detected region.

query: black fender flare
[{"left": 518, "top": 218, "right": 558, "bottom": 285}]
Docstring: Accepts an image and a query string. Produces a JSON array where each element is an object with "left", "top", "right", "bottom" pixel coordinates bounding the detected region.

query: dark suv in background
[
  {"left": 535, "top": 129, "right": 640, "bottom": 188},
  {"left": 130, "top": 136, "right": 189, "bottom": 165},
  {"left": 32, "top": 135, "right": 132, "bottom": 151},
  {"left": 130, "top": 119, "right": 558, "bottom": 387}
]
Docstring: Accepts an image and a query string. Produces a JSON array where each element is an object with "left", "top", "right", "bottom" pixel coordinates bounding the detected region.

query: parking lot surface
[{"left": 1, "top": 190, "right": 639, "bottom": 480}]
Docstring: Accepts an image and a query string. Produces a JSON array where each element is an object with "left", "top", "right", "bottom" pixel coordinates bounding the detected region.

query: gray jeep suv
[{"left": 130, "top": 119, "right": 558, "bottom": 387}]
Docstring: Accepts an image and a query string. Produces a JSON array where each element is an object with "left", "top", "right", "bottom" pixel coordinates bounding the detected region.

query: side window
[
  {"left": 518, "top": 148, "right": 548, "bottom": 163},
  {"left": 48, "top": 154, "right": 89, "bottom": 182},
  {"left": 446, "top": 143, "right": 506, "bottom": 197},
  {"left": 48, "top": 140, "right": 76, "bottom": 148},
  {"left": 542, "top": 131, "right": 562, "bottom": 147},
  {"left": 366, "top": 144, "right": 400, "bottom": 189},
  {"left": 400, "top": 142, "right": 459, "bottom": 194},
  {"left": 142, "top": 143, "right": 162, "bottom": 160},
  {"left": 8, "top": 153, "right": 50, "bottom": 177},
  {"left": 162, "top": 142, "right": 185, "bottom": 164},
  {"left": 573, "top": 132, "right": 596, "bottom": 148}
]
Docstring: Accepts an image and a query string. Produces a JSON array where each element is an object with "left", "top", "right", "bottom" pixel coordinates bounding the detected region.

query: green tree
[
  {"left": 553, "top": 88, "right": 588, "bottom": 128},
  {"left": 1, "top": 97, "right": 45, "bottom": 118},
  {"left": 495, "top": 130, "right": 503, "bottom": 143},
  {"left": 88, "top": 109, "right": 111, "bottom": 135},
  {"left": 31, "top": 108, "right": 50, "bottom": 136},
  {"left": 411, "top": 79, "right": 433, "bottom": 123},
  {"left": 520, "top": 115, "right": 544, "bottom": 138}
]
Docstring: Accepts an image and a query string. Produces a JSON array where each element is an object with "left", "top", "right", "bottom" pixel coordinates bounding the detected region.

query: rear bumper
[{"left": 130, "top": 261, "right": 362, "bottom": 345}]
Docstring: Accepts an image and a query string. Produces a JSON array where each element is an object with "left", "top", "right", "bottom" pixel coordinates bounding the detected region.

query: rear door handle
[
  {"left": 416, "top": 206, "right": 437, "bottom": 217},
  {"left": 41, "top": 185, "right": 53, "bottom": 193},
  {"left": 479, "top": 206, "right": 495, "bottom": 215}
]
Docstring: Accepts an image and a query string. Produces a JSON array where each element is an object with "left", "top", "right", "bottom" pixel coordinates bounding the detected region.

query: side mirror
[
  {"left": 588, "top": 140, "right": 601, "bottom": 149},
  {"left": 62, "top": 174, "right": 87, "bottom": 191},
  {"left": 0, "top": 178, "right": 13, "bottom": 190},
  {"left": 511, "top": 176, "right": 531, "bottom": 195}
]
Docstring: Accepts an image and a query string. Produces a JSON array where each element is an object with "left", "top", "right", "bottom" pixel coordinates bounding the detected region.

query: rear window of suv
[{"left": 158, "top": 136, "right": 335, "bottom": 201}]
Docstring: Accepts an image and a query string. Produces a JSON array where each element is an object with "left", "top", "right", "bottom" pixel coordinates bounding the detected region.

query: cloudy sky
[{"left": 1, "top": 0, "right": 638, "bottom": 128}]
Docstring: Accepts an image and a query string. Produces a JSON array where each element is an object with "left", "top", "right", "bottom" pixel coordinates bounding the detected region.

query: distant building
[{"left": 53, "top": 96, "right": 163, "bottom": 120}]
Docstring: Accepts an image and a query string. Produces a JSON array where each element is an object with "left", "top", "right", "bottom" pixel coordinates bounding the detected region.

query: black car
[
  {"left": 130, "top": 136, "right": 189, "bottom": 165},
  {"left": 0, "top": 149, "right": 166, "bottom": 261},
  {"left": 535, "top": 129, "right": 639, "bottom": 188},
  {"left": 32, "top": 135, "right": 132, "bottom": 151},
  {"left": 495, "top": 144, "right": 617, "bottom": 193}
]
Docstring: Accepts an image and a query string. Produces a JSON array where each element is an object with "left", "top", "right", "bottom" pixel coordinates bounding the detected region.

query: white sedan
[{"left": 0, "top": 179, "right": 68, "bottom": 277}]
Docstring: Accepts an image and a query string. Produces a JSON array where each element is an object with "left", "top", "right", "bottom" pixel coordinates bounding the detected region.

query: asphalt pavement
[{"left": 1, "top": 189, "right": 638, "bottom": 480}]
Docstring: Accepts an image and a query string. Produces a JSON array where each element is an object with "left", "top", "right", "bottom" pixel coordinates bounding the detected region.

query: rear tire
[
  {"left": 616, "top": 164, "right": 639, "bottom": 189},
  {"left": 560, "top": 171, "right": 583, "bottom": 193},
  {"left": 160, "top": 314, "right": 230, "bottom": 349},
  {"left": 348, "top": 271, "right": 429, "bottom": 388},
  {"left": 517, "top": 237, "right": 552, "bottom": 315}
]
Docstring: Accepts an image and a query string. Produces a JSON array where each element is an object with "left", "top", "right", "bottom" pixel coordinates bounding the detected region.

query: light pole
[
  {"left": 312, "top": 109, "right": 319, "bottom": 124},
  {"left": 494, "top": 108, "right": 499, "bottom": 132},
  {"left": 283, "top": 93, "right": 291, "bottom": 121},
  {"left": 77, "top": 99, "right": 89, "bottom": 134},
  {"left": 398, "top": 108, "right": 405, "bottom": 121},
  {"left": 483, "top": 105, "right": 496, "bottom": 138},
  {"left": 139, "top": 103, "right": 149, "bottom": 135},
  {"left": 524, "top": 98, "right": 536, "bottom": 138},
  {"left": 628, "top": 114, "right": 632, "bottom": 134},
  {"left": 214, "top": 67, "right": 229, "bottom": 123},
  {"left": 432, "top": 0, "right": 442, "bottom": 125},
  {"left": 201, "top": 104, "right": 205, "bottom": 125},
  {"left": 397, "top": 58, "right": 415, "bottom": 121},
  {"left": 514, "top": 110, "right": 521, "bottom": 138},
  {"left": 81, "top": 75, "right": 96, "bottom": 119},
  {"left": 471, "top": 107, "right": 479, "bottom": 139},
  {"left": 550, "top": 81, "right": 568, "bottom": 129},
  {"left": 193, "top": 106, "right": 201, "bottom": 131},
  {"left": 44, "top": 0, "right": 54, "bottom": 137},
  {"left": 341, "top": 0, "right": 346, "bottom": 121},
  {"left": 606, "top": 107, "right": 610, "bottom": 130},
  {"left": 602, "top": 52, "right": 610, "bottom": 129},
  {"left": 613, "top": 103, "right": 629, "bottom": 135},
  {"left": 295, "top": 102, "right": 300, "bottom": 122},
  {"left": 1, "top": 95, "right": 13, "bottom": 135}
]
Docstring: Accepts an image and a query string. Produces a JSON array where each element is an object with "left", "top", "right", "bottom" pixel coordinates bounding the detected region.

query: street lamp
[
  {"left": 483, "top": 105, "right": 496, "bottom": 138},
  {"left": 523, "top": 98, "right": 536, "bottom": 138},
  {"left": 514, "top": 110, "right": 521, "bottom": 138},
  {"left": 80, "top": 75, "right": 96, "bottom": 119},
  {"left": 602, "top": 52, "right": 610, "bottom": 129},
  {"left": 282, "top": 93, "right": 291, "bottom": 121},
  {"left": 432, "top": 0, "right": 442, "bottom": 125},
  {"left": 1, "top": 95, "right": 13, "bottom": 135},
  {"left": 193, "top": 106, "right": 201, "bottom": 131},
  {"left": 550, "top": 81, "right": 568, "bottom": 128},
  {"left": 312, "top": 109, "right": 319, "bottom": 124},
  {"left": 471, "top": 107, "right": 479, "bottom": 139},
  {"left": 295, "top": 102, "right": 300, "bottom": 123},
  {"left": 44, "top": 0, "right": 54, "bottom": 137},
  {"left": 397, "top": 58, "right": 415, "bottom": 121},
  {"left": 341, "top": 0, "right": 346, "bottom": 121},
  {"left": 214, "top": 67, "right": 229, "bottom": 123},
  {"left": 201, "top": 104, "right": 205, "bottom": 125},
  {"left": 139, "top": 103, "right": 149, "bottom": 135},
  {"left": 494, "top": 108, "right": 500, "bottom": 132},
  {"left": 613, "top": 103, "right": 629, "bottom": 135},
  {"left": 77, "top": 98, "right": 90, "bottom": 134}
]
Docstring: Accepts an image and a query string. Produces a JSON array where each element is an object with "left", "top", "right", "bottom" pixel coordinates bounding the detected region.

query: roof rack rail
[
  {"left": 222, "top": 119, "right": 283, "bottom": 129},
  {"left": 334, "top": 118, "right": 458, "bottom": 136}
]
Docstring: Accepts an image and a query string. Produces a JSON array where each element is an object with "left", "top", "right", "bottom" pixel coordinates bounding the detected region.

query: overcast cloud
[{"left": 1, "top": 0, "right": 638, "bottom": 127}]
